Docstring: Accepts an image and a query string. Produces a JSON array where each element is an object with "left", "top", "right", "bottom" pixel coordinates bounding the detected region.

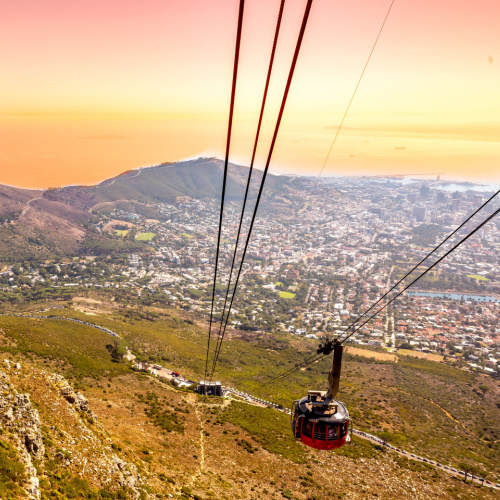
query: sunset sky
[{"left": 1, "top": 0, "right": 499, "bottom": 188}]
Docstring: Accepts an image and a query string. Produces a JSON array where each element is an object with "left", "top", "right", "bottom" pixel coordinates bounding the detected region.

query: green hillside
[
  {"left": 51, "top": 157, "right": 307, "bottom": 211},
  {"left": 57, "top": 158, "right": 272, "bottom": 207}
]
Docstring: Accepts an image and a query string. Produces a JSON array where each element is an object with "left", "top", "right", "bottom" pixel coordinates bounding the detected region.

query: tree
[
  {"left": 399, "top": 342, "right": 413, "bottom": 350},
  {"left": 108, "top": 339, "right": 128, "bottom": 362},
  {"left": 478, "top": 385, "right": 489, "bottom": 397}
]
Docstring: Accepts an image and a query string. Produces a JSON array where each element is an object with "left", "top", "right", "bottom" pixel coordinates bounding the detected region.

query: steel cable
[
  {"left": 211, "top": 0, "right": 286, "bottom": 377},
  {"left": 204, "top": 0, "right": 245, "bottom": 383}
]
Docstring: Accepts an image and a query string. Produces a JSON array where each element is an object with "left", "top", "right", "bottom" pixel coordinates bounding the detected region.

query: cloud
[
  {"left": 80, "top": 135, "right": 132, "bottom": 140},
  {"left": 324, "top": 122, "right": 500, "bottom": 143},
  {"left": 395, "top": 147, "right": 406, "bottom": 150}
]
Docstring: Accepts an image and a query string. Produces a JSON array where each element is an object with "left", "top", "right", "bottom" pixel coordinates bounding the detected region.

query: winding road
[
  {"left": 21, "top": 196, "right": 42, "bottom": 216},
  {"left": 0, "top": 313, "right": 121, "bottom": 338}
]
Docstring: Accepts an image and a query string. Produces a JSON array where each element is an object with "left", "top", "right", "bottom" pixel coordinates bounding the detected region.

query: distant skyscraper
[
  {"left": 420, "top": 185, "right": 430, "bottom": 200},
  {"left": 436, "top": 192, "right": 448, "bottom": 204},
  {"left": 473, "top": 194, "right": 483, "bottom": 207},
  {"left": 412, "top": 206, "right": 426, "bottom": 222}
]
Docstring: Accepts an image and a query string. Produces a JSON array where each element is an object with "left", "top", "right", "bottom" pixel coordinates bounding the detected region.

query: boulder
[
  {"left": 25, "top": 430, "right": 45, "bottom": 459},
  {"left": 74, "top": 392, "right": 89, "bottom": 412}
]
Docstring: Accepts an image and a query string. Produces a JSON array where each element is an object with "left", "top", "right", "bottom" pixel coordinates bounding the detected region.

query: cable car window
[
  {"left": 303, "top": 421, "right": 314, "bottom": 438},
  {"left": 314, "top": 422, "right": 327, "bottom": 441},
  {"left": 327, "top": 425, "right": 339, "bottom": 441},
  {"left": 340, "top": 422, "right": 348, "bottom": 438}
]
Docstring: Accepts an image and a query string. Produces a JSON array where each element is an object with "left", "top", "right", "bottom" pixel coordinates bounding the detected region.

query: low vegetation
[
  {"left": 223, "top": 402, "right": 306, "bottom": 463},
  {"left": 0, "top": 440, "right": 25, "bottom": 499},
  {"left": 137, "top": 392, "right": 186, "bottom": 434}
]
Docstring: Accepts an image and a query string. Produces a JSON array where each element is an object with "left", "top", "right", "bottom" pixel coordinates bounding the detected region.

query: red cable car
[{"left": 291, "top": 341, "right": 351, "bottom": 450}]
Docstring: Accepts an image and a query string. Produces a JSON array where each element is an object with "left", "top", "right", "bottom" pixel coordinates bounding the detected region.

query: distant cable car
[{"left": 291, "top": 341, "right": 351, "bottom": 450}]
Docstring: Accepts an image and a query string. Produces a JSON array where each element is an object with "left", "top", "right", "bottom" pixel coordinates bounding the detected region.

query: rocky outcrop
[
  {"left": 24, "top": 429, "right": 44, "bottom": 458},
  {"left": 1, "top": 363, "right": 145, "bottom": 499},
  {"left": 114, "top": 456, "right": 141, "bottom": 493},
  {"left": 1, "top": 363, "right": 42, "bottom": 499},
  {"left": 50, "top": 374, "right": 92, "bottom": 414},
  {"left": 46, "top": 373, "right": 142, "bottom": 498}
]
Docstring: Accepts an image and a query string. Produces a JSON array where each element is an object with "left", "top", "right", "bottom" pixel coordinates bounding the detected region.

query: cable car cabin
[
  {"left": 291, "top": 391, "right": 349, "bottom": 450},
  {"left": 290, "top": 340, "right": 350, "bottom": 450}
]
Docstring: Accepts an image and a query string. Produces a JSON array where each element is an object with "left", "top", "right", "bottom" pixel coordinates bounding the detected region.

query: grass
[
  {"left": 180, "top": 233, "right": 196, "bottom": 239},
  {"left": 333, "top": 436, "right": 379, "bottom": 460},
  {"left": 0, "top": 315, "right": 130, "bottom": 380},
  {"left": 345, "top": 346, "right": 397, "bottom": 363},
  {"left": 279, "top": 291, "right": 296, "bottom": 299},
  {"left": 222, "top": 402, "right": 306, "bottom": 463},
  {"left": 0, "top": 440, "right": 25, "bottom": 499},
  {"left": 135, "top": 232, "right": 156, "bottom": 241},
  {"left": 137, "top": 391, "right": 186, "bottom": 434},
  {"left": 397, "top": 349, "right": 444, "bottom": 362},
  {"left": 467, "top": 275, "right": 490, "bottom": 281},
  {"left": 2, "top": 284, "right": 497, "bottom": 500},
  {"left": 115, "top": 230, "right": 129, "bottom": 237},
  {"left": 396, "top": 354, "right": 472, "bottom": 381}
]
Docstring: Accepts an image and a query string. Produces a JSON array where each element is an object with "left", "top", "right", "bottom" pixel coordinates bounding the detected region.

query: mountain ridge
[{"left": 0, "top": 158, "right": 304, "bottom": 261}]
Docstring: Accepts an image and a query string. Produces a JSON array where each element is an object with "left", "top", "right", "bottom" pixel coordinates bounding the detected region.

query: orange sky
[{"left": 1, "top": 0, "right": 499, "bottom": 188}]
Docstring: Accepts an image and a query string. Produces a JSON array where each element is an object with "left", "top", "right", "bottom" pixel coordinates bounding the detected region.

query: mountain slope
[
  {"left": 0, "top": 185, "right": 44, "bottom": 222},
  {"left": 2, "top": 362, "right": 495, "bottom": 500},
  {"left": 52, "top": 157, "right": 298, "bottom": 208},
  {"left": 0, "top": 158, "right": 305, "bottom": 261}
]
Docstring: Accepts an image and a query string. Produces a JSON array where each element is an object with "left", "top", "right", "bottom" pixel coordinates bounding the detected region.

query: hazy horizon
[{"left": 1, "top": 155, "right": 499, "bottom": 192}]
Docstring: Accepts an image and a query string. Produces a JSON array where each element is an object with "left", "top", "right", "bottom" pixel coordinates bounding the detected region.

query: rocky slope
[{"left": 1, "top": 360, "right": 142, "bottom": 499}]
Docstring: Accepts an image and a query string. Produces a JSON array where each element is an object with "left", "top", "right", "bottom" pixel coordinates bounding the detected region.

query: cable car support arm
[{"left": 317, "top": 339, "right": 343, "bottom": 399}]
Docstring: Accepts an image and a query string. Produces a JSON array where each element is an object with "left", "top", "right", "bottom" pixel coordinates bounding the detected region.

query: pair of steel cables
[{"left": 204, "top": 0, "right": 314, "bottom": 383}]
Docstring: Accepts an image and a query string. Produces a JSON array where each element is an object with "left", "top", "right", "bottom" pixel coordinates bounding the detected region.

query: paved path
[
  {"left": 0, "top": 313, "right": 121, "bottom": 339},
  {"left": 352, "top": 429, "right": 498, "bottom": 489},
  {"left": 21, "top": 196, "right": 42, "bottom": 216}
]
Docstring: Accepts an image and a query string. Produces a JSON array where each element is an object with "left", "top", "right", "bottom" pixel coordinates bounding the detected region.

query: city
[{"left": 1, "top": 176, "right": 499, "bottom": 376}]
